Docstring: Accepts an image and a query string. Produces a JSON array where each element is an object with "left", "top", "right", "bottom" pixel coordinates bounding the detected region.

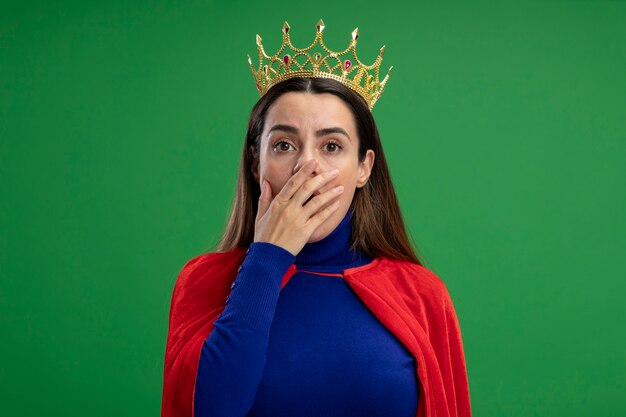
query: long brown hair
[{"left": 214, "top": 77, "right": 424, "bottom": 265}]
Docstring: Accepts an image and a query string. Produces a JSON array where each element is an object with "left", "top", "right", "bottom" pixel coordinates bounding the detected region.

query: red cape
[{"left": 162, "top": 247, "right": 472, "bottom": 417}]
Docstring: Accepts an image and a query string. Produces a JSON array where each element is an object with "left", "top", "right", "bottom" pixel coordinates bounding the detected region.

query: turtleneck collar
[{"left": 294, "top": 207, "right": 373, "bottom": 273}]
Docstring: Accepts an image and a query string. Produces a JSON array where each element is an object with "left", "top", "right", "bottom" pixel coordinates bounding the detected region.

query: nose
[{"left": 293, "top": 156, "right": 319, "bottom": 176}]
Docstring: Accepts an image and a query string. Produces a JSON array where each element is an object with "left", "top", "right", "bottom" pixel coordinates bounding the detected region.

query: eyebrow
[{"left": 267, "top": 124, "right": 352, "bottom": 142}]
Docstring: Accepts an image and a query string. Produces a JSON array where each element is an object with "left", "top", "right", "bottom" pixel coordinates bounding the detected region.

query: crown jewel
[{"left": 247, "top": 19, "right": 393, "bottom": 110}]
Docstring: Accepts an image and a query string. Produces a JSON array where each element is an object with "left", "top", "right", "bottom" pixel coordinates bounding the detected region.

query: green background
[{"left": 1, "top": 1, "right": 624, "bottom": 416}]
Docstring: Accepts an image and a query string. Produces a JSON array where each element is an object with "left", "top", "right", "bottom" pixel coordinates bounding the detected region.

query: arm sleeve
[{"left": 193, "top": 241, "right": 296, "bottom": 417}]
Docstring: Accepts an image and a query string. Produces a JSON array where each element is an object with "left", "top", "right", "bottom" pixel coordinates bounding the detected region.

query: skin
[{"left": 251, "top": 92, "right": 375, "bottom": 255}]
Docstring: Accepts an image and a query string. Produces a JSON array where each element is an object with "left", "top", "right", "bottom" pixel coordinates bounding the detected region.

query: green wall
[{"left": 1, "top": 1, "right": 624, "bottom": 416}]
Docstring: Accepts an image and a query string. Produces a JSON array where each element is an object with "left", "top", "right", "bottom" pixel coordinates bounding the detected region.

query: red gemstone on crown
[
  {"left": 345, "top": 60, "right": 352, "bottom": 70},
  {"left": 284, "top": 55, "right": 290, "bottom": 66}
]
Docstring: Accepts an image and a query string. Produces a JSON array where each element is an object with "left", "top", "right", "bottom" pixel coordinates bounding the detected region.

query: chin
[{"left": 307, "top": 229, "right": 326, "bottom": 243}]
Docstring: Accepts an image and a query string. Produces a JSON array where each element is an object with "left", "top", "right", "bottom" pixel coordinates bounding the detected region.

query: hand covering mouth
[{"left": 304, "top": 190, "right": 321, "bottom": 205}]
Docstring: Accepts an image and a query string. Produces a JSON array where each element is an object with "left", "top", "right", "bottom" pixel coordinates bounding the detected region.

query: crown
[{"left": 247, "top": 19, "right": 393, "bottom": 110}]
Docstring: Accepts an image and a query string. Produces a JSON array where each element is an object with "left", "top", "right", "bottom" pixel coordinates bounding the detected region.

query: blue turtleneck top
[{"left": 194, "top": 208, "right": 418, "bottom": 417}]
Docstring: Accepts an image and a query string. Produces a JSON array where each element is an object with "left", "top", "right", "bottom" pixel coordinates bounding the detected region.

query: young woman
[{"left": 162, "top": 20, "right": 471, "bottom": 417}]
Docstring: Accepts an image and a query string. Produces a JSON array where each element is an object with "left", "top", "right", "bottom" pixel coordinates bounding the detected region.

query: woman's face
[{"left": 252, "top": 91, "right": 375, "bottom": 243}]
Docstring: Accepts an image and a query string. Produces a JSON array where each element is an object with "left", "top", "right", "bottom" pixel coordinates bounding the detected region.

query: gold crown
[{"left": 247, "top": 19, "right": 393, "bottom": 110}]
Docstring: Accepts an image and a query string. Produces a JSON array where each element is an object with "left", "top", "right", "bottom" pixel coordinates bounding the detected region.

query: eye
[
  {"left": 272, "top": 140, "right": 295, "bottom": 152},
  {"left": 323, "top": 140, "right": 343, "bottom": 153}
]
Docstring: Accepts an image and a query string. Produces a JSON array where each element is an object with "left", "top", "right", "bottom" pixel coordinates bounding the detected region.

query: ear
[
  {"left": 356, "top": 149, "right": 375, "bottom": 188},
  {"left": 250, "top": 145, "right": 260, "bottom": 183}
]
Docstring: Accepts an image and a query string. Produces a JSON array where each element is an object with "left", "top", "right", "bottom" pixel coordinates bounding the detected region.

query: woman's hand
[{"left": 253, "top": 159, "right": 345, "bottom": 256}]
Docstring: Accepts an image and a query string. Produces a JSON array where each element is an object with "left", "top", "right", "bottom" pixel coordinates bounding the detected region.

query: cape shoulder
[
  {"left": 345, "top": 257, "right": 456, "bottom": 317},
  {"left": 344, "top": 257, "right": 462, "bottom": 360},
  {"left": 168, "top": 248, "right": 247, "bottom": 324}
]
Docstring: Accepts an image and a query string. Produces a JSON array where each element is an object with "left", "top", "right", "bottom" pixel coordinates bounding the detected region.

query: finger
[
  {"left": 274, "top": 159, "right": 318, "bottom": 203},
  {"left": 256, "top": 180, "right": 272, "bottom": 221},
  {"left": 302, "top": 184, "right": 344, "bottom": 218},
  {"left": 292, "top": 168, "right": 339, "bottom": 207},
  {"left": 305, "top": 199, "right": 341, "bottom": 231}
]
